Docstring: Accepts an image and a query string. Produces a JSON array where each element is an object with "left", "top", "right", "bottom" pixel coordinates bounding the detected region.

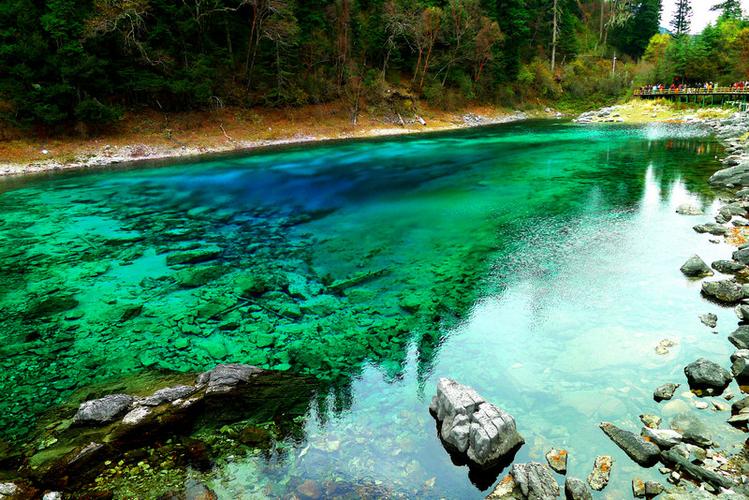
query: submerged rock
[
  {"left": 676, "top": 204, "right": 704, "bottom": 215},
  {"left": 599, "top": 422, "right": 660, "bottom": 467},
  {"left": 563, "top": 477, "right": 591, "bottom": 500},
  {"left": 701, "top": 279, "right": 744, "bottom": 304},
  {"left": 684, "top": 358, "right": 732, "bottom": 394},
  {"left": 74, "top": 394, "right": 134, "bottom": 425},
  {"left": 680, "top": 255, "right": 713, "bottom": 277},
  {"left": 587, "top": 456, "right": 613, "bottom": 491},
  {"left": 654, "top": 383, "right": 680, "bottom": 402},
  {"left": 166, "top": 246, "right": 223, "bottom": 267},
  {"left": 430, "top": 378, "right": 524, "bottom": 469}
]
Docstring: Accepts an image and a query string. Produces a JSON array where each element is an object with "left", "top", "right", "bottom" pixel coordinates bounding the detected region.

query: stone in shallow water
[
  {"left": 587, "top": 456, "right": 613, "bottom": 491},
  {"left": 545, "top": 448, "right": 568, "bottom": 474},
  {"left": 701, "top": 279, "right": 744, "bottom": 304},
  {"left": 430, "top": 378, "right": 524, "bottom": 468},
  {"left": 142, "top": 385, "right": 196, "bottom": 406},
  {"left": 166, "top": 246, "right": 222, "bottom": 267},
  {"left": 641, "top": 427, "right": 682, "bottom": 449},
  {"left": 698, "top": 313, "right": 718, "bottom": 328},
  {"left": 510, "top": 462, "right": 559, "bottom": 499},
  {"left": 74, "top": 394, "right": 133, "bottom": 425},
  {"left": 693, "top": 223, "right": 728, "bottom": 235},
  {"left": 654, "top": 383, "right": 679, "bottom": 402},
  {"left": 196, "top": 364, "right": 262, "bottom": 395},
  {"left": 676, "top": 204, "right": 703, "bottom": 215},
  {"left": 640, "top": 414, "right": 661, "bottom": 429},
  {"left": 729, "top": 325, "right": 749, "bottom": 349},
  {"left": 680, "top": 255, "right": 713, "bottom": 277},
  {"left": 712, "top": 260, "right": 746, "bottom": 275},
  {"left": 599, "top": 422, "right": 660, "bottom": 467},
  {"left": 684, "top": 358, "right": 732, "bottom": 394},
  {"left": 563, "top": 477, "right": 591, "bottom": 500}
]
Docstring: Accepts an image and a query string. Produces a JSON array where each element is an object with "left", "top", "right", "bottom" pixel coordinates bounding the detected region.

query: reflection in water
[{"left": 0, "top": 122, "right": 742, "bottom": 497}]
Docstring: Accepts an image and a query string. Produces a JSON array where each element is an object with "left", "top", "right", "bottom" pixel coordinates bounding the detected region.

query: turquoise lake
[{"left": 0, "top": 120, "right": 745, "bottom": 498}]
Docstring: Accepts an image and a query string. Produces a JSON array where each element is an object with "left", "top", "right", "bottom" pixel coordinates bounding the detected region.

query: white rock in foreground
[{"left": 430, "top": 378, "right": 524, "bottom": 468}]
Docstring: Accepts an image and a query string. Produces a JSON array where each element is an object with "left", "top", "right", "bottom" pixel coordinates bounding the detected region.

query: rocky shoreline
[{"left": 457, "top": 107, "right": 749, "bottom": 499}]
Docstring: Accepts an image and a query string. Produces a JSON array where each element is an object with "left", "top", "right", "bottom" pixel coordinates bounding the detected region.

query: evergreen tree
[
  {"left": 610, "top": 0, "right": 662, "bottom": 58},
  {"left": 495, "top": 0, "right": 530, "bottom": 78},
  {"left": 711, "top": 0, "right": 743, "bottom": 20},
  {"left": 670, "top": 0, "right": 692, "bottom": 36}
]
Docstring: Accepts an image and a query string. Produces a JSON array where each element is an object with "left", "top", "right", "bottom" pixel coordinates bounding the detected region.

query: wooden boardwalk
[{"left": 634, "top": 88, "right": 749, "bottom": 109}]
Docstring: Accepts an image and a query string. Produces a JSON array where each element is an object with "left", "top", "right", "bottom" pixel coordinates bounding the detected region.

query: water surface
[{"left": 0, "top": 121, "right": 743, "bottom": 497}]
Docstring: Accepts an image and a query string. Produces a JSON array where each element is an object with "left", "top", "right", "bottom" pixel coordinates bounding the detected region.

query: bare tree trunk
[
  {"left": 551, "top": 0, "right": 558, "bottom": 73},
  {"left": 419, "top": 42, "right": 433, "bottom": 92}
]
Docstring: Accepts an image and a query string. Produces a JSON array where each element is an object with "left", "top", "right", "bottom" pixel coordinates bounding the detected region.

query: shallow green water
[{"left": 0, "top": 121, "right": 744, "bottom": 497}]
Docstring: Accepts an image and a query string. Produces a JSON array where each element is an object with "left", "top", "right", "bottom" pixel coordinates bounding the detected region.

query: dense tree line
[
  {"left": 0, "top": 1, "right": 665, "bottom": 131},
  {"left": 641, "top": 1, "right": 749, "bottom": 85}
]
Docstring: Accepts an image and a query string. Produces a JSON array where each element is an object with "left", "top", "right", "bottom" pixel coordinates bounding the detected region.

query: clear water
[{"left": 0, "top": 121, "right": 744, "bottom": 498}]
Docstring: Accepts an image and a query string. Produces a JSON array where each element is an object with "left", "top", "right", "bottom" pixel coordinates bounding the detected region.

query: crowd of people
[{"left": 638, "top": 81, "right": 749, "bottom": 94}]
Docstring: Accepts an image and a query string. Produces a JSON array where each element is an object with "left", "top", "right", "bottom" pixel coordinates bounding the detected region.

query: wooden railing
[{"left": 634, "top": 87, "right": 749, "bottom": 96}]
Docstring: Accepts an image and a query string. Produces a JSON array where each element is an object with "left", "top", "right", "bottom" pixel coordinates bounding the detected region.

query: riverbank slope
[{"left": 0, "top": 102, "right": 542, "bottom": 178}]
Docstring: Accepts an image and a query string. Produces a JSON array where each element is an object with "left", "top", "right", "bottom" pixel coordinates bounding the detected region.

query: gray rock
[
  {"left": 640, "top": 414, "right": 661, "bottom": 428},
  {"left": 701, "top": 279, "right": 744, "bottom": 303},
  {"left": 196, "top": 364, "right": 262, "bottom": 395},
  {"left": 730, "top": 351, "right": 749, "bottom": 380},
  {"left": 74, "top": 394, "right": 134, "bottom": 424},
  {"left": 632, "top": 478, "right": 647, "bottom": 498},
  {"left": 731, "top": 395, "right": 749, "bottom": 415},
  {"left": 142, "top": 385, "right": 197, "bottom": 406},
  {"left": 729, "top": 325, "right": 749, "bottom": 350},
  {"left": 660, "top": 449, "right": 735, "bottom": 491},
  {"left": 698, "top": 313, "right": 717, "bottom": 328},
  {"left": 0, "top": 483, "right": 19, "bottom": 497},
  {"left": 564, "top": 477, "right": 591, "bottom": 500},
  {"left": 654, "top": 383, "right": 680, "bottom": 402},
  {"left": 709, "top": 163, "right": 749, "bottom": 188},
  {"left": 545, "top": 448, "right": 567, "bottom": 474},
  {"left": 430, "top": 378, "right": 524, "bottom": 468},
  {"left": 693, "top": 223, "right": 728, "bottom": 235},
  {"left": 641, "top": 427, "right": 683, "bottom": 449},
  {"left": 737, "top": 304, "right": 749, "bottom": 322},
  {"left": 680, "top": 255, "right": 713, "bottom": 277},
  {"left": 669, "top": 413, "right": 713, "bottom": 448},
  {"left": 587, "top": 456, "right": 613, "bottom": 491},
  {"left": 684, "top": 358, "right": 732, "bottom": 393},
  {"left": 676, "top": 204, "right": 703, "bottom": 215},
  {"left": 510, "top": 462, "right": 560, "bottom": 500},
  {"left": 42, "top": 493, "right": 63, "bottom": 500},
  {"left": 599, "top": 422, "right": 660, "bottom": 467},
  {"left": 645, "top": 481, "right": 664, "bottom": 497},
  {"left": 734, "top": 245, "right": 749, "bottom": 265},
  {"left": 711, "top": 260, "right": 746, "bottom": 274}
]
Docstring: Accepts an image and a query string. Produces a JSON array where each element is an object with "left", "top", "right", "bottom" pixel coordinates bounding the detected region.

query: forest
[{"left": 0, "top": 0, "right": 748, "bottom": 131}]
